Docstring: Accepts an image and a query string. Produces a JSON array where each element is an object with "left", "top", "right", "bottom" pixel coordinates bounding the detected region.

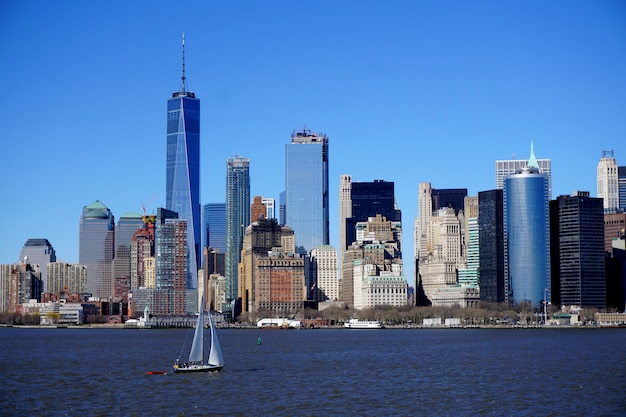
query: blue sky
[{"left": 1, "top": 1, "right": 625, "bottom": 283}]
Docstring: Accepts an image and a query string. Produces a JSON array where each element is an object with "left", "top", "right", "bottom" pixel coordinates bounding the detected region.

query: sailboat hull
[{"left": 173, "top": 364, "right": 223, "bottom": 373}]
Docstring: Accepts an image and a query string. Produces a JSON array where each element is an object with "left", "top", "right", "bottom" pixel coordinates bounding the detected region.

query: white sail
[
  {"left": 208, "top": 313, "right": 224, "bottom": 366},
  {"left": 188, "top": 300, "right": 205, "bottom": 363}
]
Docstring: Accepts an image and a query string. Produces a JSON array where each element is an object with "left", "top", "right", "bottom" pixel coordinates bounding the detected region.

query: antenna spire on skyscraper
[
  {"left": 181, "top": 33, "right": 187, "bottom": 94},
  {"left": 527, "top": 140, "right": 539, "bottom": 169}
]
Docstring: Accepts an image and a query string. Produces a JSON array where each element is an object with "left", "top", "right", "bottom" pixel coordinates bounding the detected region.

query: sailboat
[{"left": 173, "top": 296, "right": 224, "bottom": 373}]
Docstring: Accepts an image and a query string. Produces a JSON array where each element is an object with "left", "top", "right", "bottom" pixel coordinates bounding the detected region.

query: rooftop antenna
[{"left": 181, "top": 33, "right": 186, "bottom": 94}]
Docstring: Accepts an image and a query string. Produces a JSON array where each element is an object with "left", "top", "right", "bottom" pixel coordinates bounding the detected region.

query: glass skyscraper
[
  {"left": 165, "top": 36, "right": 200, "bottom": 290},
  {"left": 225, "top": 156, "right": 250, "bottom": 317},
  {"left": 343, "top": 179, "right": 402, "bottom": 252},
  {"left": 550, "top": 192, "right": 606, "bottom": 308},
  {"left": 202, "top": 203, "right": 227, "bottom": 256},
  {"left": 79, "top": 200, "right": 115, "bottom": 299},
  {"left": 285, "top": 128, "right": 329, "bottom": 255},
  {"left": 478, "top": 189, "right": 505, "bottom": 303},
  {"left": 19, "top": 238, "right": 56, "bottom": 290},
  {"left": 504, "top": 162, "right": 550, "bottom": 307}
]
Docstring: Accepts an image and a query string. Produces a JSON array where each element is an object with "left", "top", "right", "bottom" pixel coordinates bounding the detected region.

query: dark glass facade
[
  {"left": 166, "top": 91, "right": 200, "bottom": 290},
  {"left": 345, "top": 180, "right": 401, "bottom": 251},
  {"left": 478, "top": 189, "right": 505, "bottom": 303},
  {"left": 202, "top": 203, "right": 226, "bottom": 265},
  {"left": 550, "top": 193, "right": 606, "bottom": 308},
  {"left": 432, "top": 188, "right": 468, "bottom": 215}
]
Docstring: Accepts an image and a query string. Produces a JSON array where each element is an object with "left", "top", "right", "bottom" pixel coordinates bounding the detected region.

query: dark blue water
[{"left": 1, "top": 327, "right": 625, "bottom": 416}]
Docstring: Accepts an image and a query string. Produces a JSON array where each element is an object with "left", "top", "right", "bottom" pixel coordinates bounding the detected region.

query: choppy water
[{"left": 1, "top": 326, "right": 625, "bottom": 416}]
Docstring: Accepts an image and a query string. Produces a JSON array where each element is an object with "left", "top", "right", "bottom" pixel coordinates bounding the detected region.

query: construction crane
[{"left": 142, "top": 194, "right": 158, "bottom": 216}]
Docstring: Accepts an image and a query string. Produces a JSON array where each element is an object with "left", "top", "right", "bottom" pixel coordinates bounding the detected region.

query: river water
[{"left": 1, "top": 326, "right": 624, "bottom": 416}]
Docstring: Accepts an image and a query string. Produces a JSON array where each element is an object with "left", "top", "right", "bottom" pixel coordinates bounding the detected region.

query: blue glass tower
[
  {"left": 202, "top": 203, "right": 227, "bottom": 254},
  {"left": 504, "top": 145, "right": 550, "bottom": 307},
  {"left": 225, "top": 156, "right": 250, "bottom": 318},
  {"left": 165, "top": 35, "right": 200, "bottom": 290},
  {"left": 285, "top": 128, "right": 329, "bottom": 255}
]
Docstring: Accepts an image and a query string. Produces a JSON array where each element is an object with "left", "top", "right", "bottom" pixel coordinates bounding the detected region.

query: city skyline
[{"left": 1, "top": 2, "right": 625, "bottom": 285}]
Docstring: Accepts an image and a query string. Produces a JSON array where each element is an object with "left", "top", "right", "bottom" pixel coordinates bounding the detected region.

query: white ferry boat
[{"left": 344, "top": 319, "right": 383, "bottom": 329}]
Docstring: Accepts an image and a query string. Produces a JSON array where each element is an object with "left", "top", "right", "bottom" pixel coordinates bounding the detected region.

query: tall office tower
[
  {"left": 478, "top": 189, "right": 505, "bottom": 303},
  {"left": 597, "top": 150, "right": 619, "bottom": 211},
  {"left": 619, "top": 166, "right": 626, "bottom": 210},
  {"left": 225, "top": 156, "right": 250, "bottom": 318},
  {"left": 262, "top": 197, "right": 276, "bottom": 219},
  {"left": 419, "top": 208, "right": 465, "bottom": 302},
  {"left": 165, "top": 35, "right": 201, "bottom": 290},
  {"left": 238, "top": 218, "right": 294, "bottom": 313},
  {"left": 431, "top": 188, "right": 468, "bottom": 215},
  {"left": 251, "top": 196, "right": 267, "bottom": 222},
  {"left": 504, "top": 155, "right": 550, "bottom": 307},
  {"left": 416, "top": 182, "right": 433, "bottom": 260},
  {"left": 279, "top": 191, "right": 286, "bottom": 226},
  {"left": 496, "top": 142, "right": 552, "bottom": 198},
  {"left": 46, "top": 262, "right": 87, "bottom": 295},
  {"left": 550, "top": 192, "right": 605, "bottom": 308},
  {"left": 79, "top": 200, "right": 115, "bottom": 299},
  {"left": 310, "top": 245, "right": 339, "bottom": 302},
  {"left": 155, "top": 207, "right": 187, "bottom": 314},
  {"left": 130, "top": 215, "right": 156, "bottom": 290},
  {"left": 285, "top": 128, "right": 329, "bottom": 255},
  {"left": 19, "top": 239, "right": 56, "bottom": 290},
  {"left": 113, "top": 212, "right": 144, "bottom": 301},
  {"left": 203, "top": 203, "right": 227, "bottom": 255},
  {"left": 344, "top": 179, "right": 402, "bottom": 253},
  {"left": 339, "top": 175, "right": 353, "bottom": 256}
]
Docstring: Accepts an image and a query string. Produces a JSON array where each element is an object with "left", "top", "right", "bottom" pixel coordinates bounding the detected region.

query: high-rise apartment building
[
  {"left": 285, "top": 128, "right": 329, "bottom": 255},
  {"left": 310, "top": 245, "right": 339, "bottom": 302},
  {"left": 155, "top": 207, "right": 187, "bottom": 314},
  {"left": 597, "top": 150, "right": 620, "bottom": 211},
  {"left": 478, "top": 189, "right": 505, "bottom": 303},
  {"left": 339, "top": 175, "right": 353, "bottom": 258},
  {"left": 225, "top": 156, "right": 250, "bottom": 318},
  {"left": 165, "top": 35, "right": 201, "bottom": 290},
  {"left": 496, "top": 142, "right": 552, "bottom": 198},
  {"left": 504, "top": 153, "right": 550, "bottom": 306},
  {"left": 79, "top": 200, "right": 115, "bottom": 299},
  {"left": 550, "top": 192, "right": 605, "bottom": 308},
  {"left": 19, "top": 239, "right": 56, "bottom": 290},
  {"left": 46, "top": 262, "right": 87, "bottom": 295}
]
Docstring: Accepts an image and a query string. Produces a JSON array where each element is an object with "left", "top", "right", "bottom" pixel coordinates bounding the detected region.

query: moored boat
[{"left": 344, "top": 319, "right": 383, "bottom": 329}]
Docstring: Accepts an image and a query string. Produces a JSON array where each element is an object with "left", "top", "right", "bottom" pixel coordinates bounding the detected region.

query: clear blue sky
[{"left": 1, "top": 1, "right": 625, "bottom": 284}]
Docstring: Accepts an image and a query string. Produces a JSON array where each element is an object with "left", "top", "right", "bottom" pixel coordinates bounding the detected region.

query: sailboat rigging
[{"left": 173, "top": 296, "right": 224, "bottom": 373}]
